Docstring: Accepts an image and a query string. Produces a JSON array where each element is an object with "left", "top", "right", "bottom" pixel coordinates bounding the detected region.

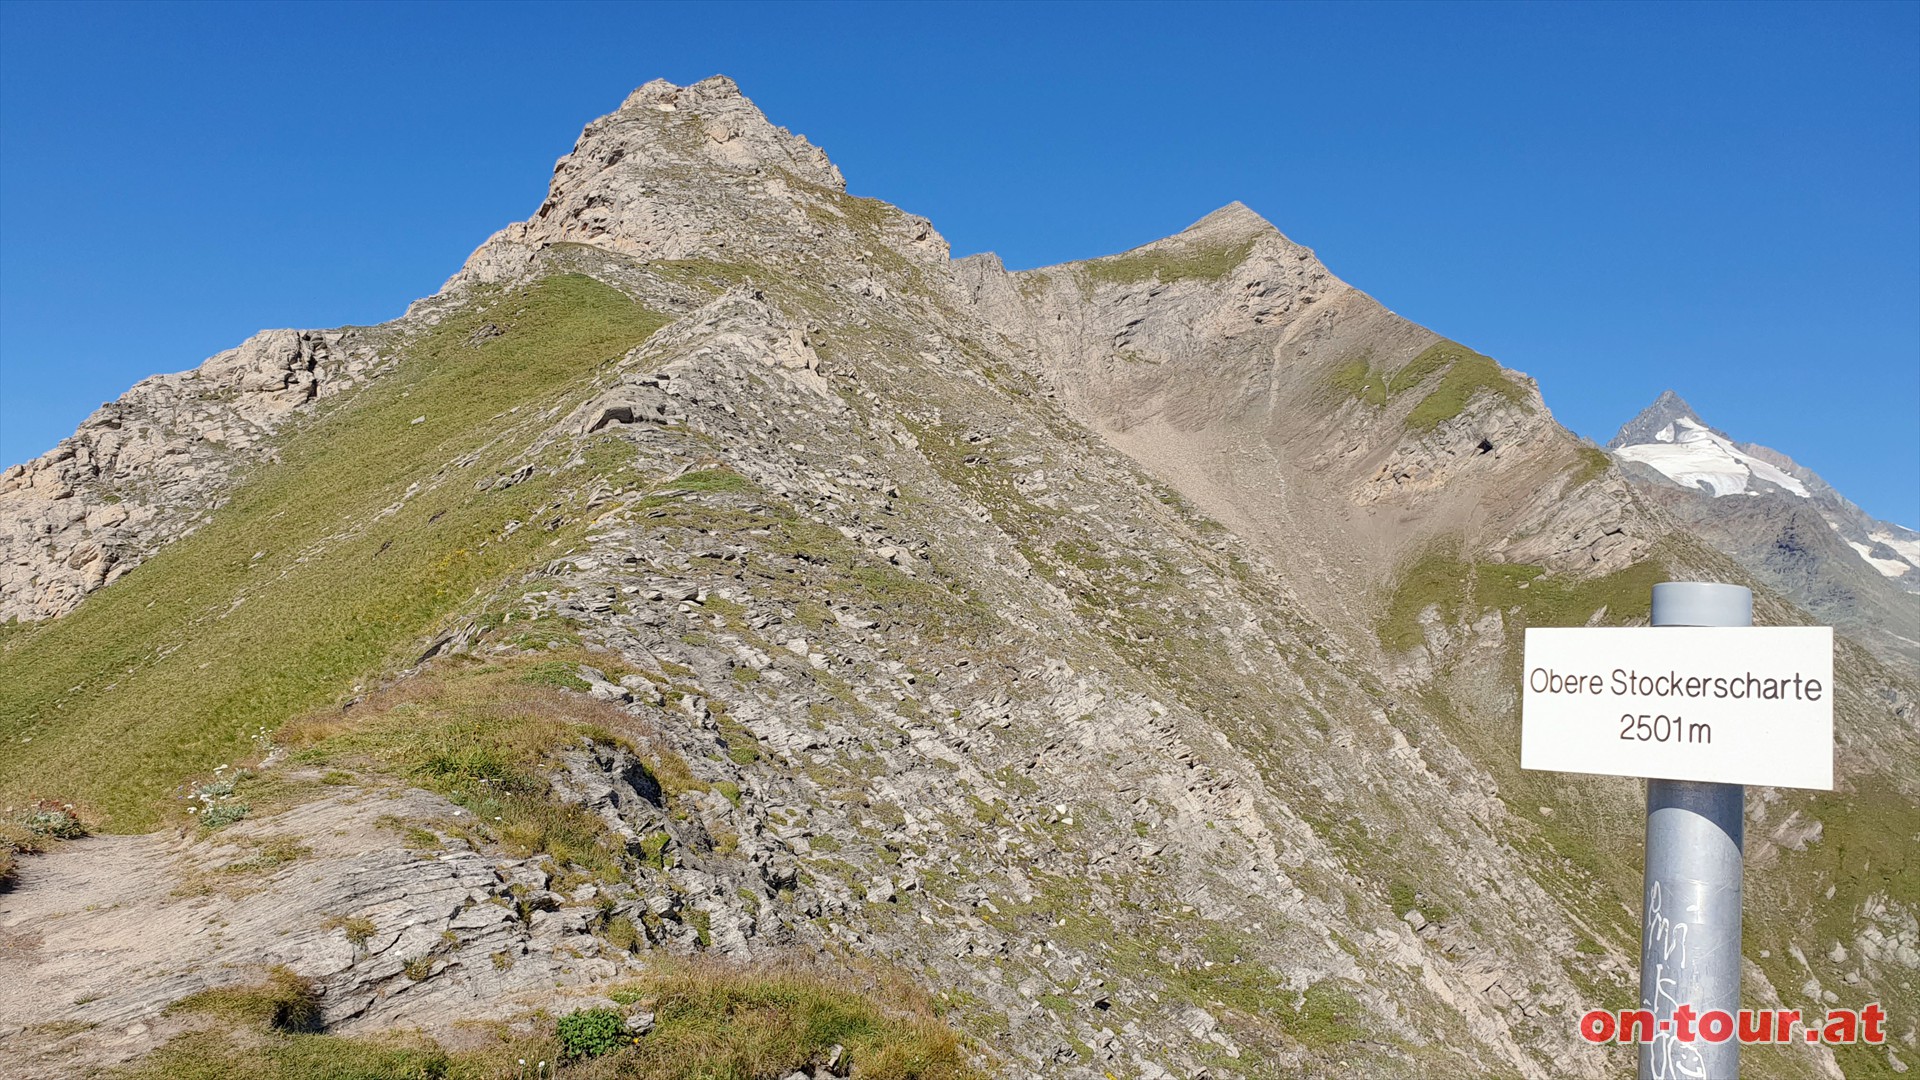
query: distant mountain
[
  {"left": 1610, "top": 390, "right": 1920, "bottom": 661},
  {"left": 1609, "top": 390, "right": 1811, "bottom": 499}
]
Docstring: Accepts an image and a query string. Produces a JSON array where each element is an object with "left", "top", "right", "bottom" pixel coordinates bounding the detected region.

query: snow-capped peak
[
  {"left": 1608, "top": 390, "right": 1920, "bottom": 591},
  {"left": 1615, "top": 415, "right": 1809, "bottom": 499}
]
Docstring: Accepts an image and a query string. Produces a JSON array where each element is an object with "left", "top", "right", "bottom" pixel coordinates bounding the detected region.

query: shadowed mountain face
[
  {"left": 2, "top": 77, "right": 1914, "bottom": 1080},
  {"left": 1608, "top": 391, "right": 1920, "bottom": 666}
]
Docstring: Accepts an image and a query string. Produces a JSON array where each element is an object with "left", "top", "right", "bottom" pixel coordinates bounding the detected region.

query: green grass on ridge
[
  {"left": 0, "top": 274, "right": 669, "bottom": 830},
  {"left": 1326, "top": 340, "right": 1528, "bottom": 432},
  {"left": 1081, "top": 237, "right": 1257, "bottom": 287}
]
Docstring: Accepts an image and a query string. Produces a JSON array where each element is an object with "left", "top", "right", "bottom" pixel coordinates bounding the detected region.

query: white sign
[{"left": 1520, "top": 626, "right": 1833, "bottom": 790}]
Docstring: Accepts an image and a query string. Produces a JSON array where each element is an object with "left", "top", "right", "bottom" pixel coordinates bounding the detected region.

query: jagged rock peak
[
  {"left": 621, "top": 74, "right": 740, "bottom": 111},
  {"left": 451, "top": 75, "right": 908, "bottom": 288},
  {"left": 599, "top": 74, "right": 845, "bottom": 191},
  {"left": 1608, "top": 389, "right": 1728, "bottom": 448}
]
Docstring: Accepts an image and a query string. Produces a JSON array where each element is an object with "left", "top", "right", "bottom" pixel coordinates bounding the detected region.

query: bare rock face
[
  {"left": 1358, "top": 395, "right": 1537, "bottom": 501},
  {"left": 0, "top": 329, "right": 375, "bottom": 623},
  {"left": 1490, "top": 467, "right": 1653, "bottom": 573},
  {"left": 1360, "top": 394, "right": 1655, "bottom": 575},
  {"left": 200, "top": 329, "right": 330, "bottom": 423},
  {"left": 616, "top": 76, "right": 845, "bottom": 188}
]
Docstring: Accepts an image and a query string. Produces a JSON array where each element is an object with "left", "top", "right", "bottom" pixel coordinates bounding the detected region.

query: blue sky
[{"left": 2, "top": 1, "right": 1915, "bottom": 525}]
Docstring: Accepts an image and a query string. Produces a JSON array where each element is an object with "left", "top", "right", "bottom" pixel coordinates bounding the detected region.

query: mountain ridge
[{"left": 2, "top": 77, "right": 1914, "bottom": 1080}]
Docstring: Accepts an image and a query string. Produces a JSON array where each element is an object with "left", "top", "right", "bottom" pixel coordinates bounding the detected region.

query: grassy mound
[{"left": 271, "top": 656, "right": 698, "bottom": 884}]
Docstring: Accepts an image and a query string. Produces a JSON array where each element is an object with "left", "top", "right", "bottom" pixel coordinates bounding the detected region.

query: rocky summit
[{"left": 1, "top": 76, "right": 1915, "bottom": 1079}]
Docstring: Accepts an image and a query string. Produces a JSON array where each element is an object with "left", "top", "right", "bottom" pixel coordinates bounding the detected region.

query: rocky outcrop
[
  {"left": 0, "top": 784, "right": 628, "bottom": 1074},
  {"left": 449, "top": 75, "right": 945, "bottom": 291},
  {"left": 0, "top": 732, "right": 815, "bottom": 1077},
  {"left": 0, "top": 328, "right": 378, "bottom": 623}
]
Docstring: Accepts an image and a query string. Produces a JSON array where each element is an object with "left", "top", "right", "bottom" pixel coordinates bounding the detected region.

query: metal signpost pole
[{"left": 1640, "top": 581, "right": 1751, "bottom": 1080}]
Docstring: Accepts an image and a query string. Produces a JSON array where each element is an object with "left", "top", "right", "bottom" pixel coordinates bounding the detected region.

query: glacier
[{"left": 1614, "top": 417, "right": 1810, "bottom": 498}]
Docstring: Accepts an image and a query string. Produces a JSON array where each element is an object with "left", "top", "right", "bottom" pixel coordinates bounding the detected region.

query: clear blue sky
[{"left": 3, "top": 1, "right": 1916, "bottom": 525}]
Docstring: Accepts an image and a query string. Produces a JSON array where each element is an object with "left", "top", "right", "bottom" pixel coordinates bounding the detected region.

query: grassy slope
[
  {"left": 0, "top": 274, "right": 669, "bottom": 830},
  {"left": 1328, "top": 340, "right": 1528, "bottom": 431},
  {"left": 1375, "top": 545, "right": 1662, "bottom": 654},
  {"left": 1375, "top": 544, "right": 1670, "bottom": 970}
]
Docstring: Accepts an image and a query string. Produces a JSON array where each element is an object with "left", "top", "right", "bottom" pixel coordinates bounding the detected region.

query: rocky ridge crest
[
  {"left": 450, "top": 75, "right": 945, "bottom": 291},
  {"left": 0, "top": 329, "right": 382, "bottom": 623}
]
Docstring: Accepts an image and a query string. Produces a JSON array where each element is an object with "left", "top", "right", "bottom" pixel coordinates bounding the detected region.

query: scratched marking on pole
[{"left": 1644, "top": 881, "right": 1704, "bottom": 1080}]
